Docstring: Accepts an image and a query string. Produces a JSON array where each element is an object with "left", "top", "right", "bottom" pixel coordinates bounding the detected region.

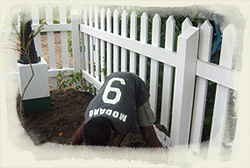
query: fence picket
[
  {"left": 31, "top": 7, "right": 43, "bottom": 58},
  {"left": 94, "top": 7, "right": 100, "bottom": 81},
  {"left": 83, "top": 7, "right": 89, "bottom": 73},
  {"left": 89, "top": 7, "right": 94, "bottom": 76},
  {"left": 100, "top": 8, "right": 106, "bottom": 82},
  {"left": 149, "top": 14, "right": 161, "bottom": 118},
  {"left": 129, "top": 11, "right": 137, "bottom": 73},
  {"left": 106, "top": 9, "right": 112, "bottom": 76},
  {"left": 182, "top": 18, "right": 192, "bottom": 33},
  {"left": 83, "top": 7, "right": 88, "bottom": 25},
  {"left": 207, "top": 24, "right": 237, "bottom": 160},
  {"left": 71, "top": 9, "right": 81, "bottom": 74},
  {"left": 113, "top": 9, "right": 119, "bottom": 72},
  {"left": 60, "top": 7, "right": 69, "bottom": 69},
  {"left": 80, "top": 9, "right": 85, "bottom": 70},
  {"left": 121, "top": 10, "right": 128, "bottom": 72},
  {"left": 190, "top": 21, "right": 213, "bottom": 154},
  {"left": 46, "top": 7, "right": 57, "bottom": 87},
  {"left": 139, "top": 12, "right": 148, "bottom": 82},
  {"left": 160, "top": 16, "right": 175, "bottom": 130}
]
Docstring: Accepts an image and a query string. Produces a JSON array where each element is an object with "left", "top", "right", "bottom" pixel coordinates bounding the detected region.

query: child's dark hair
[{"left": 83, "top": 117, "right": 113, "bottom": 146}]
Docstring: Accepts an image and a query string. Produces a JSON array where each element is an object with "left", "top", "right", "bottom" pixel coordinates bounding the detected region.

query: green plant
[
  {"left": 67, "top": 31, "right": 73, "bottom": 57},
  {"left": 99, "top": 49, "right": 108, "bottom": 78},
  {"left": 56, "top": 71, "right": 95, "bottom": 94},
  {"left": 10, "top": 21, "right": 45, "bottom": 122},
  {"left": 84, "top": 83, "right": 94, "bottom": 95},
  {"left": 56, "top": 71, "right": 83, "bottom": 91},
  {"left": 53, "top": 19, "right": 60, "bottom": 24},
  {"left": 100, "top": 67, "right": 107, "bottom": 78}
]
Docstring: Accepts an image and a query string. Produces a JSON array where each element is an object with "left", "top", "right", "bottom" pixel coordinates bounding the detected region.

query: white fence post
[
  {"left": 71, "top": 9, "right": 81, "bottom": 74},
  {"left": 207, "top": 24, "right": 237, "bottom": 160},
  {"left": 170, "top": 27, "right": 199, "bottom": 146}
]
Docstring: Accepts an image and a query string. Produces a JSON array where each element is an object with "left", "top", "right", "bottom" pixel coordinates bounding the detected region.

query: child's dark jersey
[{"left": 84, "top": 72, "right": 150, "bottom": 134}]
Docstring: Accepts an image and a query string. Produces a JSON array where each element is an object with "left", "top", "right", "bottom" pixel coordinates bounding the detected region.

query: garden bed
[{"left": 16, "top": 88, "right": 168, "bottom": 147}]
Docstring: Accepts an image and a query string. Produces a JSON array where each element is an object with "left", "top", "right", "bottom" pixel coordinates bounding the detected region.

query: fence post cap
[{"left": 179, "top": 26, "right": 199, "bottom": 40}]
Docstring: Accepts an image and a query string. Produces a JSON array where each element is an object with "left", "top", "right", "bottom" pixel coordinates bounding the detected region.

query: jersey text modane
[{"left": 88, "top": 108, "right": 128, "bottom": 122}]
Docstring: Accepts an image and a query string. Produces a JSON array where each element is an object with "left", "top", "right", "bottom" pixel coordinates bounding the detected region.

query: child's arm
[
  {"left": 71, "top": 121, "right": 85, "bottom": 145},
  {"left": 114, "top": 134, "right": 127, "bottom": 147}
]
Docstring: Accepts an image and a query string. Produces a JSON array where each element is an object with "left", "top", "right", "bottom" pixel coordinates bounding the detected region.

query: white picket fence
[
  {"left": 30, "top": 7, "right": 73, "bottom": 87},
  {"left": 10, "top": 6, "right": 241, "bottom": 161}
]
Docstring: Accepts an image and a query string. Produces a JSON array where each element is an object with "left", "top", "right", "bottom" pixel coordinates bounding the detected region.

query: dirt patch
[
  {"left": 17, "top": 88, "right": 93, "bottom": 145},
  {"left": 16, "top": 88, "right": 168, "bottom": 147}
]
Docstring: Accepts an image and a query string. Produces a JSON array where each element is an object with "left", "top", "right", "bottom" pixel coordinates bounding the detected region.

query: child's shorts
[{"left": 136, "top": 99, "right": 155, "bottom": 127}]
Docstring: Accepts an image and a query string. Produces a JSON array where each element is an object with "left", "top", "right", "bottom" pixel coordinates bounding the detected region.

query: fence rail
[{"left": 8, "top": 6, "right": 241, "bottom": 161}]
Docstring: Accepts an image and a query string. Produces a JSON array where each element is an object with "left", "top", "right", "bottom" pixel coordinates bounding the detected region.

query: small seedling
[
  {"left": 83, "top": 83, "right": 94, "bottom": 95},
  {"left": 56, "top": 71, "right": 94, "bottom": 94},
  {"left": 56, "top": 71, "right": 83, "bottom": 92}
]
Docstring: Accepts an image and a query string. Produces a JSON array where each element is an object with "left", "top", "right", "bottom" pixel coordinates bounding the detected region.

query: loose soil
[{"left": 16, "top": 88, "right": 168, "bottom": 147}]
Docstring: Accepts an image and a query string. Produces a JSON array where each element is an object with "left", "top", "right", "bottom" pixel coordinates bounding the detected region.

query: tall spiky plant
[{"left": 10, "top": 21, "right": 45, "bottom": 123}]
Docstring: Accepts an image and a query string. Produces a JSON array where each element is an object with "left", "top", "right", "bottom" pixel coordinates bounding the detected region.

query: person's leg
[
  {"left": 140, "top": 125, "right": 163, "bottom": 147},
  {"left": 137, "top": 99, "right": 163, "bottom": 148}
]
